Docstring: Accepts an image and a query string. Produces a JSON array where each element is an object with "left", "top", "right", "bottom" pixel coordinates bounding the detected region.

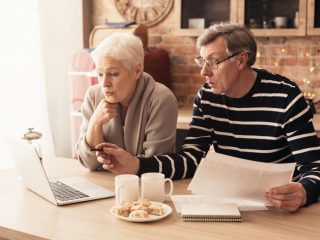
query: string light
[
  {"left": 304, "top": 92, "right": 315, "bottom": 99},
  {"left": 309, "top": 59, "right": 316, "bottom": 73},
  {"left": 257, "top": 51, "right": 261, "bottom": 58},
  {"left": 302, "top": 78, "right": 315, "bottom": 100}
]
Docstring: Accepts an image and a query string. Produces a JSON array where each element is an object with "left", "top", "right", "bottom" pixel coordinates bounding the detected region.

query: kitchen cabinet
[
  {"left": 237, "top": 0, "right": 307, "bottom": 37},
  {"left": 174, "top": 0, "right": 237, "bottom": 36},
  {"left": 175, "top": 0, "right": 319, "bottom": 36},
  {"left": 307, "top": 0, "right": 320, "bottom": 35}
]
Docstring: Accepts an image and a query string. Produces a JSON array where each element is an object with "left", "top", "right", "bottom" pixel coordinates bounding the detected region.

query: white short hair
[{"left": 91, "top": 32, "right": 144, "bottom": 71}]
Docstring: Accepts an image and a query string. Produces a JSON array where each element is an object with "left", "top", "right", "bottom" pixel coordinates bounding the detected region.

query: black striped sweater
[{"left": 138, "top": 68, "right": 320, "bottom": 205}]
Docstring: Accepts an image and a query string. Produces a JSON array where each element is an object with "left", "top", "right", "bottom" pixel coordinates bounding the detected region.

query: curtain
[{"left": 0, "top": 0, "right": 54, "bottom": 169}]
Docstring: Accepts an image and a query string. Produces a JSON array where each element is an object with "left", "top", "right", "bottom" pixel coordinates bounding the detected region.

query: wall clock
[{"left": 114, "top": 0, "right": 174, "bottom": 27}]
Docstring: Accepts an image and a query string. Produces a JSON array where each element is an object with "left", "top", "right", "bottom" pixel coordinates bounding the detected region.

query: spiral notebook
[{"left": 181, "top": 203, "right": 242, "bottom": 222}]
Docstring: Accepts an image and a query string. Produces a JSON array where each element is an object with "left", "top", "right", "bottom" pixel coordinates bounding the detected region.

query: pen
[{"left": 90, "top": 148, "right": 103, "bottom": 152}]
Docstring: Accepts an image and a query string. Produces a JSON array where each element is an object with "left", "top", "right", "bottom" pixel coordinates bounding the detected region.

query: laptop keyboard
[{"left": 50, "top": 181, "right": 89, "bottom": 201}]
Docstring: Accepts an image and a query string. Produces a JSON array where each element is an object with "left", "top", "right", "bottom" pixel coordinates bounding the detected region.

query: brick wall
[{"left": 91, "top": 0, "right": 320, "bottom": 110}]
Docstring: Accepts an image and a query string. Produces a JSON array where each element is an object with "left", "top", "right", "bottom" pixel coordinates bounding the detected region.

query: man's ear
[{"left": 238, "top": 53, "right": 248, "bottom": 70}]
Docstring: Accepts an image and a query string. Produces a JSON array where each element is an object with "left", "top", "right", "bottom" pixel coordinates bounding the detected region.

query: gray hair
[
  {"left": 197, "top": 23, "right": 257, "bottom": 66},
  {"left": 91, "top": 32, "right": 144, "bottom": 71}
]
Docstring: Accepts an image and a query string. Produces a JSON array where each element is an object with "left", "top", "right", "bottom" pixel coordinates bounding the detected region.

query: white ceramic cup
[
  {"left": 274, "top": 17, "right": 287, "bottom": 28},
  {"left": 115, "top": 174, "right": 139, "bottom": 205},
  {"left": 141, "top": 173, "right": 173, "bottom": 203}
]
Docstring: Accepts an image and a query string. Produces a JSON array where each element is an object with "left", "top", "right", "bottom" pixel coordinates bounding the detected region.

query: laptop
[{"left": 6, "top": 137, "right": 114, "bottom": 206}]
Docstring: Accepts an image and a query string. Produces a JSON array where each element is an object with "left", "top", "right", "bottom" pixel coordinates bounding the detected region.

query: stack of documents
[{"left": 172, "top": 151, "right": 296, "bottom": 212}]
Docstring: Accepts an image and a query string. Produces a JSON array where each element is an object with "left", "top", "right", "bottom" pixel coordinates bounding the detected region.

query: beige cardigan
[{"left": 77, "top": 72, "right": 178, "bottom": 170}]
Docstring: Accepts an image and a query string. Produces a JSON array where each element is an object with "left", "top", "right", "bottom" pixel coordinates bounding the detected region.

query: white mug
[
  {"left": 274, "top": 17, "right": 287, "bottom": 28},
  {"left": 115, "top": 174, "right": 139, "bottom": 205},
  {"left": 141, "top": 173, "right": 173, "bottom": 203}
]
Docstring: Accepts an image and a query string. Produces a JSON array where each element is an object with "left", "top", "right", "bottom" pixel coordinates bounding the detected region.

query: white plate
[{"left": 110, "top": 202, "right": 172, "bottom": 223}]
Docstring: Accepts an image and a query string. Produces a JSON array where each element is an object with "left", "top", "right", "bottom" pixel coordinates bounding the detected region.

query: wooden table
[{"left": 0, "top": 157, "right": 320, "bottom": 240}]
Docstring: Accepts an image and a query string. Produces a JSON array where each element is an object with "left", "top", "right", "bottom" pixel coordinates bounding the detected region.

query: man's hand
[
  {"left": 95, "top": 143, "right": 140, "bottom": 175},
  {"left": 265, "top": 182, "right": 307, "bottom": 212}
]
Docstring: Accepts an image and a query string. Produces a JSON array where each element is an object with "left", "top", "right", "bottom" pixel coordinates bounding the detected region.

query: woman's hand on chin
[{"left": 92, "top": 100, "right": 119, "bottom": 126}]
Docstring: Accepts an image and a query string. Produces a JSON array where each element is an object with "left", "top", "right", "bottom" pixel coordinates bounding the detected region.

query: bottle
[
  {"left": 263, "top": 20, "right": 269, "bottom": 29},
  {"left": 294, "top": 11, "right": 299, "bottom": 28}
]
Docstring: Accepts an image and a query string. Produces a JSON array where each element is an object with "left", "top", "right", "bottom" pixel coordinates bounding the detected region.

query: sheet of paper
[
  {"left": 188, "top": 151, "right": 296, "bottom": 205},
  {"left": 171, "top": 195, "right": 268, "bottom": 212}
]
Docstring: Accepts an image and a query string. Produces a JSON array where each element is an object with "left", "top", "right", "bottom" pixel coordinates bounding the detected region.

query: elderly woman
[{"left": 77, "top": 33, "right": 178, "bottom": 171}]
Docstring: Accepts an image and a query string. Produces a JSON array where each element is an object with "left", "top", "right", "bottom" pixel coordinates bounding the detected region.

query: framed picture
[{"left": 188, "top": 18, "right": 205, "bottom": 29}]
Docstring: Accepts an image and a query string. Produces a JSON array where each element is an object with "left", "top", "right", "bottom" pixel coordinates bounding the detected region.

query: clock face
[{"left": 115, "top": 0, "right": 174, "bottom": 27}]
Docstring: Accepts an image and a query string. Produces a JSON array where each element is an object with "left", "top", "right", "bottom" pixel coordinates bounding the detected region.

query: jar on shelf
[
  {"left": 294, "top": 11, "right": 299, "bottom": 28},
  {"left": 249, "top": 19, "right": 261, "bottom": 28}
]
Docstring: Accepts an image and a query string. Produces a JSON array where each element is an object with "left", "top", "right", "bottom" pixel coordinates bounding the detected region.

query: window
[{"left": 0, "top": 0, "right": 50, "bottom": 169}]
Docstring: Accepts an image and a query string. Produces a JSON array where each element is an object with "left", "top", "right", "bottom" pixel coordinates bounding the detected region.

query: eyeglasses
[{"left": 194, "top": 52, "right": 242, "bottom": 69}]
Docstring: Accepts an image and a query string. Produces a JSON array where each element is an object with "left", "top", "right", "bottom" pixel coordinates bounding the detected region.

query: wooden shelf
[
  {"left": 177, "top": 107, "right": 192, "bottom": 129},
  {"left": 89, "top": 24, "right": 148, "bottom": 49},
  {"left": 70, "top": 111, "right": 82, "bottom": 117},
  {"left": 251, "top": 28, "right": 305, "bottom": 37},
  {"left": 174, "top": 28, "right": 205, "bottom": 37},
  {"left": 69, "top": 71, "right": 97, "bottom": 77}
]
